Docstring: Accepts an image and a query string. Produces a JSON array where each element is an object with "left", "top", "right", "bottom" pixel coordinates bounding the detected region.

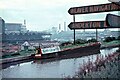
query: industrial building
[{"left": 0, "top": 17, "right": 51, "bottom": 44}]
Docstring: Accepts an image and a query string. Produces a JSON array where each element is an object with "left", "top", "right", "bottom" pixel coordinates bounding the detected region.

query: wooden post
[{"left": 73, "top": 15, "right": 76, "bottom": 45}]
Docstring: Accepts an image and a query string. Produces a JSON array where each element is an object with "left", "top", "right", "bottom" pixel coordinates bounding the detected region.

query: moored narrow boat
[{"left": 32, "top": 42, "right": 101, "bottom": 59}]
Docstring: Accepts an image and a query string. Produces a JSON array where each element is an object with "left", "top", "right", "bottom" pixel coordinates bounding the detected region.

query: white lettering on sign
[
  {"left": 68, "top": 3, "right": 120, "bottom": 15},
  {"left": 69, "top": 21, "right": 108, "bottom": 29},
  {"left": 41, "top": 46, "right": 60, "bottom": 54}
]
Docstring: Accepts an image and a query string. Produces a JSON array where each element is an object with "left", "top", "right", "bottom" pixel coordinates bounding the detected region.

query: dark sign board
[
  {"left": 68, "top": 3, "right": 120, "bottom": 15},
  {"left": 106, "top": 14, "right": 120, "bottom": 27},
  {"left": 68, "top": 21, "right": 109, "bottom": 29}
]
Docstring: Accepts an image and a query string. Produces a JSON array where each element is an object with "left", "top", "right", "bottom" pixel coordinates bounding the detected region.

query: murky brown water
[{"left": 1, "top": 48, "right": 118, "bottom": 78}]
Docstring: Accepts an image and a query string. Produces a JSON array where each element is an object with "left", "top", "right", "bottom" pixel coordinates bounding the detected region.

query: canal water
[{"left": 1, "top": 47, "right": 119, "bottom": 78}]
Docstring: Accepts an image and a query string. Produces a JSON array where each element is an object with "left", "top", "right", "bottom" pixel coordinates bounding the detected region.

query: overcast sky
[{"left": 0, "top": 0, "right": 119, "bottom": 31}]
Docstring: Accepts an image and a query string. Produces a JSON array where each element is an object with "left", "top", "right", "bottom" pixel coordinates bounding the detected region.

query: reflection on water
[{"left": 1, "top": 48, "right": 119, "bottom": 78}]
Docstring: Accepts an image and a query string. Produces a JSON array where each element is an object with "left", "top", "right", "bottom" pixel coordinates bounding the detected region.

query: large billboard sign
[
  {"left": 68, "top": 3, "right": 120, "bottom": 15},
  {"left": 68, "top": 21, "right": 108, "bottom": 29}
]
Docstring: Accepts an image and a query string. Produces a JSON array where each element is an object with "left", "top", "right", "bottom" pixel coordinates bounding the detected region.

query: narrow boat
[{"left": 32, "top": 42, "right": 101, "bottom": 59}]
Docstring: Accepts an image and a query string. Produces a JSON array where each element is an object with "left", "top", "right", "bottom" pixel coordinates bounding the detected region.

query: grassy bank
[
  {"left": 60, "top": 40, "right": 120, "bottom": 50},
  {"left": 101, "top": 40, "right": 120, "bottom": 47},
  {"left": 2, "top": 50, "right": 35, "bottom": 59}
]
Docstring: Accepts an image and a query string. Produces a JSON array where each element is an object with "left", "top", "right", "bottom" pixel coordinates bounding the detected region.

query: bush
[
  {"left": 28, "top": 49, "right": 33, "bottom": 51},
  {"left": 104, "top": 37, "right": 116, "bottom": 42},
  {"left": 87, "top": 38, "right": 98, "bottom": 43},
  {"left": 60, "top": 41, "right": 72, "bottom": 46},
  {"left": 117, "top": 36, "right": 120, "bottom": 40},
  {"left": 75, "top": 39, "right": 87, "bottom": 44}
]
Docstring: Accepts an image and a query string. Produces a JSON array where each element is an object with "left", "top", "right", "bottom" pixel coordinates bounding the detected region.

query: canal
[{"left": 1, "top": 47, "right": 119, "bottom": 78}]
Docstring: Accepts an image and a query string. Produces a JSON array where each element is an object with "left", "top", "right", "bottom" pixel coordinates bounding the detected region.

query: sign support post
[
  {"left": 96, "top": 29, "right": 98, "bottom": 41},
  {"left": 73, "top": 15, "right": 76, "bottom": 45}
]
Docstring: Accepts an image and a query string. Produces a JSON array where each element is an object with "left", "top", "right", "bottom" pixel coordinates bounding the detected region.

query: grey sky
[{"left": 0, "top": 0, "right": 119, "bottom": 31}]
